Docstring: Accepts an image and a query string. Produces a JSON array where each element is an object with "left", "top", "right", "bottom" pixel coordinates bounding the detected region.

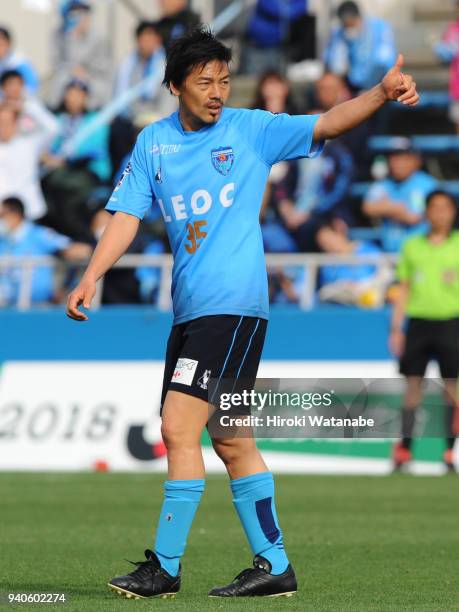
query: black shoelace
[
  {"left": 126, "top": 557, "right": 159, "bottom": 581},
  {"left": 234, "top": 566, "right": 264, "bottom": 582}
]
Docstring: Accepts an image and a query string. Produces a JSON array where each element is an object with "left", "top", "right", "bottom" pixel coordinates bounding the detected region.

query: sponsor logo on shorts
[
  {"left": 172, "top": 358, "right": 198, "bottom": 386},
  {"left": 197, "top": 370, "right": 211, "bottom": 390}
]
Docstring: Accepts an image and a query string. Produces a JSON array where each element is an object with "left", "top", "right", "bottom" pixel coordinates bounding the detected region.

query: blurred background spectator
[
  {"left": 255, "top": 70, "right": 354, "bottom": 255},
  {"left": 47, "top": 0, "right": 112, "bottom": 110},
  {"left": 156, "top": 0, "right": 201, "bottom": 49},
  {"left": 114, "top": 20, "right": 175, "bottom": 122},
  {"left": 363, "top": 139, "right": 437, "bottom": 253},
  {"left": 41, "top": 78, "right": 111, "bottom": 242},
  {"left": 254, "top": 70, "right": 299, "bottom": 255},
  {"left": 253, "top": 69, "right": 299, "bottom": 114},
  {"left": 275, "top": 137, "right": 354, "bottom": 252},
  {"left": 241, "top": 0, "right": 309, "bottom": 75},
  {"left": 0, "top": 70, "right": 51, "bottom": 134},
  {"left": 0, "top": 196, "right": 90, "bottom": 306},
  {"left": 0, "top": 26, "right": 39, "bottom": 93},
  {"left": 312, "top": 72, "right": 371, "bottom": 180},
  {"left": 316, "top": 220, "right": 389, "bottom": 307},
  {"left": 324, "top": 1, "right": 396, "bottom": 92},
  {"left": 0, "top": 100, "right": 58, "bottom": 220}
]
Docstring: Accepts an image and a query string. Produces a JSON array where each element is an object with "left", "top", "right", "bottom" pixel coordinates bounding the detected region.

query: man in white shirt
[{"left": 0, "top": 101, "right": 58, "bottom": 220}]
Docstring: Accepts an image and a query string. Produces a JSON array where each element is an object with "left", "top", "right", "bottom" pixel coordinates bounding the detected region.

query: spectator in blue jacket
[
  {"left": 363, "top": 139, "right": 437, "bottom": 253},
  {"left": 115, "top": 21, "right": 175, "bottom": 121},
  {"left": 0, "top": 27, "right": 39, "bottom": 94},
  {"left": 242, "top": 0, "right": 307, "bottom": 74},
  {"left": 324, "top": 1, "right": 396, "bottom": 91},
  {"left": 0, "top": 197, "right": 91, "bottom": 305}
]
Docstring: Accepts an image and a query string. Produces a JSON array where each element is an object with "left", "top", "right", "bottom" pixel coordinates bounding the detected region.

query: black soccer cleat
[
  {"left": 208, "top": 555, "right": 297, "bottom": 598},
  {"left": 108, "top": 549, "right": 180, "bottom": 599}
]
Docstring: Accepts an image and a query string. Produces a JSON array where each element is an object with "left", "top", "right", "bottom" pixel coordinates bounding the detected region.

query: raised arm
[
  {"left": 66, "top": 212, "right": 140, "bottom": 321},
  {"left": 24, "top": 98, "right": 59, "bottom": 145},
  {"left": 314, "top": 54, "right": 419, "bottom": 142}
]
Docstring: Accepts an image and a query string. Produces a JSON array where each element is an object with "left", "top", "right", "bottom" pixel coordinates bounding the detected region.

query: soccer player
[
  {"left": 390, "top": 190, "right": 459, "bottom": 472},
  {"left": 67, "top": 28, "right": 419, "bottom": 599}
]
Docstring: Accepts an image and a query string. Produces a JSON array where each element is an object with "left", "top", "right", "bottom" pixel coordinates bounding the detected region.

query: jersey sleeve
[
  {"left": 238, "top": 109, "right": 324, "bottom": 166},
  {"left": 105, "top": 128, "right": 154, "bottom": 220}
]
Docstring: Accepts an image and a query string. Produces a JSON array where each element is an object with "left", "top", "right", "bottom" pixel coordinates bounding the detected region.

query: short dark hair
[
  {"left": 2, "top": 197, "right": 25, "bottom": 217},
  {"left": 0, "top": 69, "right": 23, "bottom": 87},
  {"left": 337, "top": 1, "right": 360, "bottom": 19},
  {"left": 163, "top": 26, "right": 232, "bottom": 91},
  {"left": 0, "top": 26, "right": 11, "bottom": 42},
  {"left": 136, "top": 20, "right": 160, "bottom": 38},
  {"left": 426, "top": 189, "right": 456, "bottom": 208}
]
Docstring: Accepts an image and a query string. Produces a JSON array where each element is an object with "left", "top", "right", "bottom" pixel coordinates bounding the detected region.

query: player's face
[
  {"left": 173, "top": 60, "right": 230, "bottom": 129},
  {"left": 427, "top": 195, "right": 456, "bottom": 232}
]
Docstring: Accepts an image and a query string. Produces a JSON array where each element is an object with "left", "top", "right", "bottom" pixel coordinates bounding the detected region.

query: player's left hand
[{"left": 381, "top": 54, "right": 419, "bottom": 106}]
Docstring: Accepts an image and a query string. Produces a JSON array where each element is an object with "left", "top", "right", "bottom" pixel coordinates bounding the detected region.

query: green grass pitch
[{"left": 1, "top": 473, "right": 458, "bottom": 611}]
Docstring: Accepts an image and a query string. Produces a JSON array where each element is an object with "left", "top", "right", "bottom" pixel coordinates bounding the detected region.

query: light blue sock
[
  {"left": 231, "top": 472, "right": 289, "bottom": 575},
  {"left": 154, "top": 479, "right": 205, "bottom": 577}
]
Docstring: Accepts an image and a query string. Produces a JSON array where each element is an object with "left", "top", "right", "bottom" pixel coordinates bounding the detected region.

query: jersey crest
[{"left": 211, "top": 146, "right": 234, "bottom": 176}]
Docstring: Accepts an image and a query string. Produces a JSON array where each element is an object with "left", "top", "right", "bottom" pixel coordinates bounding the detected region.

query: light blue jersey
[{"left": 106, "top": 108, "right": 322, "bottom": 324}]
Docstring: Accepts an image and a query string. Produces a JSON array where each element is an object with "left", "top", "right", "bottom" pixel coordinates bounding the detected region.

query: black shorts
[
  {"left": 160, "top": 315, "right": 268, "bottom": 410},
  {"left": 399, "top": 317, "right": 459, "bottom": 379}
]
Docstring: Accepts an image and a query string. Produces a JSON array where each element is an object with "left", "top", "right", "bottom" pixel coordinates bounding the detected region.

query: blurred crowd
[{"left": 0, "top": 0, "right": 458, "bottom": 309}]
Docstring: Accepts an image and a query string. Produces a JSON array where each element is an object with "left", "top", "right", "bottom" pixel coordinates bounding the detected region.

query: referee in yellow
[{"left": 389, "top": 189, "right": 459, "bottom": 472}]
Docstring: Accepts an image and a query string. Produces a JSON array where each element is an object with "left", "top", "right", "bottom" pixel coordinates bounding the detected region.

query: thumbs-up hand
[{"left": 381, "top": 54, "right": 419, "bottom": 106}]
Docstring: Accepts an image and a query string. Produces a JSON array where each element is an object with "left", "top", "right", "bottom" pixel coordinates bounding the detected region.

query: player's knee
[
  {"left": 161, "top": 420, "right": 187, "bottom": 449},
  {"left": 212, "top": 437, "right": 255, "bottom": 466},
  {"left": 161, "top": 415, "right": 202, "bottom": 450}
]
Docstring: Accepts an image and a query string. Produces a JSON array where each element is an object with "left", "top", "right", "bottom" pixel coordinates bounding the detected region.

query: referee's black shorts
[
  {"left": 399, "top": 317, "right": 459, "bottom": 379},
  {"left": 160, "top": 315, "right": 267, "bottom": 411}
]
